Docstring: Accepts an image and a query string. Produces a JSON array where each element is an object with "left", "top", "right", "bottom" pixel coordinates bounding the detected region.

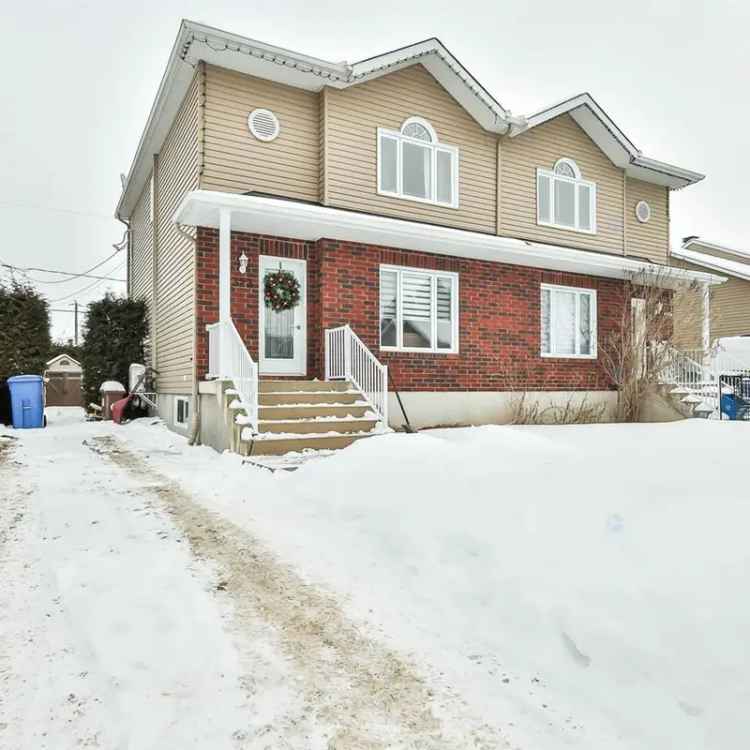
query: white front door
[{"left": 259, "top": 256, "right": 307, "bottom": 375}]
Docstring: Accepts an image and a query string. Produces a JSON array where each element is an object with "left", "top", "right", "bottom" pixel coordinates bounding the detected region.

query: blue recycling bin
[
  {"left": 720, "top": 393, "right": 737, "bottom": 421},
  {"left": 7, "top": 375, "right": 45, "bottom": 428}
]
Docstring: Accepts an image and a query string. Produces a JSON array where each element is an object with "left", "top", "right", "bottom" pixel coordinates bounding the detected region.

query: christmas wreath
[{"left": 263, "top": 269, "right": 301, "bottom": 312}]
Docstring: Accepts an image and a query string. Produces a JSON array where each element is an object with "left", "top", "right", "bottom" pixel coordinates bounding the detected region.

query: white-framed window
[
  {"left": 377, "top": 117, "right": 459, "bottom": 208},
  {"left": 175, "top": 396, "right": 190, "bottom": 427},
  {"left": 379, "top": 265, "right": 459, "bottom": 353},
  {"left": 537, "top": 158, "right": 596, "bottom": 234},
  {"left": 541, "top": 284, "right": 597, "bottom": 359}
]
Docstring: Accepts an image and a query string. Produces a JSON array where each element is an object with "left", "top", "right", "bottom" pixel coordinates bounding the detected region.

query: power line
[
  {"left": 48, "top": 260, "right": 126, "bottom": 303},
  {"left": 0, "top": 200, "right": 114, "bottom": 221},
  {"left": 1, "top": 264, "right": 125, "bottom": 284},
  {"left": 1, "top": 249, "right": 124, "bottom": 285}
]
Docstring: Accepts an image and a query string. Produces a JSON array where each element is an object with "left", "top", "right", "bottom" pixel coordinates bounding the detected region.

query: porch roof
[{"left": 175, "top": 191, "right": 725, "bottom": 288}]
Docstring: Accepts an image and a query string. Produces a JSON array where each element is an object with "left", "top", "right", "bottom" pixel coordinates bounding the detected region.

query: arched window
[
  {"left": 377, "top": 117, "right": 458, "bottom": 207},
  {"left": 553, "top": 158, "right": 581, "bottom": 179},
  {"left": 537, "top": 158, "right": 596, "bottom": 233},
  {"left": 400, "top": 117, "right": 436, "bottom": 143}
]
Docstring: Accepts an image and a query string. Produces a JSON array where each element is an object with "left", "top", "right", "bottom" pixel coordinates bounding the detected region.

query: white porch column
[
  {"left": 701, "top": 283, "right": 710, "bottom": 355},
  {"left": 219, "top": 208, "right": 232, "bottom": 323}
]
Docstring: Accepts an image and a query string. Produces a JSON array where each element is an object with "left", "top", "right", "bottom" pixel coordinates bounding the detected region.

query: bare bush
[
  {"left": 599, "top": 269, "right": 705, "bottom": 422},
  {"left": 509, "top": 393, "right": 607, "bottom": 425}
]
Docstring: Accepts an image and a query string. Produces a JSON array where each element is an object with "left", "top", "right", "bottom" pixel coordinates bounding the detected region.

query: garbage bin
[
  {"left": 7, "top": 375, "right": 45, "bottom": 429},
  {"left": 721, "top": 393, "right": 737, "bottom": 420},
  {"left": 100, "top": 381, "right": 127, "bottom": 420}
]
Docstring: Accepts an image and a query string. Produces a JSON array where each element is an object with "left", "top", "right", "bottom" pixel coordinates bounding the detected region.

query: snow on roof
[
  {"left": 682, "top": 237, "right": 750, "bottom": 262},
  {"left": 511, "top": 93, "right": 704, "bottom": 189},
  {"left": 671, "top": 246, "right": 750, "bottom": 282},
  {"left": 100, "top": 380, "right": 126, "bottom": 393},
  {"left": 45, "top": 353, "right": 82, "bottom": 368}
]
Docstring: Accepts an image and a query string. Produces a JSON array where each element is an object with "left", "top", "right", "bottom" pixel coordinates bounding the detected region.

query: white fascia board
[
  {"left": 349, "top": 39, "right": 514, "bottom": 132},
  {"left": 682, "top": 238, "right": 750, "bottom": 261},
  {"left": 671, "top": 246, "right": 750, "bottom": 282},
  {"left": 175, "top": 191, "right": 724, "bottom": 288},
  {"left": 513, "top": 93, "right": 704, "bottom": 190}
]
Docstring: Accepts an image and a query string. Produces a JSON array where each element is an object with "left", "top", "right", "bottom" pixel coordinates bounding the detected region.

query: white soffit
[
  {"left": 671, "top": 247, "right": 750, "bottom": 282},
  {"left": 175, "top": 191, "right": 724, "bottom": 288},
  {"left": 514, "top": 94, "right": 704, "bottom": 189},
  {"left": 682, "top": 238, "right": 750, "bottom": 262}
]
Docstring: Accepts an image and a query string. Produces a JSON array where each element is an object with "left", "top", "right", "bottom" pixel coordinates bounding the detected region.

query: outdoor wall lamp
[{"left": 238, "top": 252, "right": 249, "bottom": 274}]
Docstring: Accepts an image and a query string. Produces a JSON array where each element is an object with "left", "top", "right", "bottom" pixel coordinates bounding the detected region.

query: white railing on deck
[
  {"left": 206, "top": 320, "right": 258, "bottom": 433},
  {"left": 325, "top": 325, "right": 388, "bottom": 425}
]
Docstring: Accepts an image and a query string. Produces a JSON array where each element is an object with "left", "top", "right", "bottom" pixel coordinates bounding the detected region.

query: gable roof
[
  {"left": 671, "top": 240, "right": 750, "bottom": 282},
  {"left": 117, "top": 21, "right": 704, "bottom": 218},
  {"left": 116, "top": 21, "right": 520, "bottom": 218},
  {"left": 510, "top": 93, "right": 704, "bottom": 190},
  {"left": 45, "top": 353, "right": 82, "bottom": 369}
]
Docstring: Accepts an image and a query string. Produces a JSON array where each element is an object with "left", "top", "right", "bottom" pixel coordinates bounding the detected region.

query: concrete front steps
[
  {"left": 244, "top": 379, "right": 382, "bottom": 456},
  {"left": 197, "top": 378, "right": 384, "bottom": 456}
]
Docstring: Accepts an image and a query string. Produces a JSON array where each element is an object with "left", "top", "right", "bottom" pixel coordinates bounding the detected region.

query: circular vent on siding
[
  {"left": 248, "top": 108, "right": 280, "bottom": 142},
  {"left": 635, "top": 200, "right": 651, "bottom": 223}
]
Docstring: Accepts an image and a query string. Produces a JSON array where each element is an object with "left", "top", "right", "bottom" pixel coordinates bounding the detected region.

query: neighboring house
[
  {"left": 670, "top": 237, "right": 750, "bottom": 347},
  {"left": 44, "top": 354, "right": 83, "bottom": 407},
  {"left": 117, "top": 20, "right": 722, "bottom": 451}
]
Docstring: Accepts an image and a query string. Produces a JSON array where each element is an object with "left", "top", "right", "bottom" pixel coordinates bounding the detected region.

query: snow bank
[{"left": 116, "top": 419, "right": 750, "bottom": 748}]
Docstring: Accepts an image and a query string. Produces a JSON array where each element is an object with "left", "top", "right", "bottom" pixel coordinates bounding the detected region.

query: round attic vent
[
  {"left": 248, "top": 108, "right": 280, "bottom": 142},
  {"left": 635, "top": 200, "right": 651, "bottom": 224}
]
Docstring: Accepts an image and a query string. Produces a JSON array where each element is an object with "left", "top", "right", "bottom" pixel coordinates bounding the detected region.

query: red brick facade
[{"left": 196, "top": 228, "right": 629, "bottom": 391}]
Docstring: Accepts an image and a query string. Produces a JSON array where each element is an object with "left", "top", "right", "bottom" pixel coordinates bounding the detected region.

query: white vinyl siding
[
  {"left": 379, "top": 265, "right": 459, "bottom": 353},
  {"left": 536, "top": 167, "right": 597, "bottom": 234},
  {"left": 541, "top": 284, "right": 597, "bottom": 359}
]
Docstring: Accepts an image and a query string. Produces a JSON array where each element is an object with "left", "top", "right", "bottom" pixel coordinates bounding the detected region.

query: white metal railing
[
  {"left": 661, "top": 346, "right": 750, "bottom": 419},
  {"left": 661, "top": 347, "right": 714, "bottom": 392},
  {"left": 325, "top": 325, "right": 388, "bottom": 424},
  {"left": 206, "top": 319, "right": 258, "bottom": 432}
]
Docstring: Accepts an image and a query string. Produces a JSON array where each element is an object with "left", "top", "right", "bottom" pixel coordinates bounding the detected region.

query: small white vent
[
  {"left": 635, "top": 200, "right": 651, "bottom": 224},
  {"left": 248, "top": 108, "right": 280, "bottom": 142}
]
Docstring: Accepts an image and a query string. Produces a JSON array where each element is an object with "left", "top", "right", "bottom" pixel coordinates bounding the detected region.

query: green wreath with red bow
[{"left": 263, "top": 269, "right": 301, "bottom": 312}]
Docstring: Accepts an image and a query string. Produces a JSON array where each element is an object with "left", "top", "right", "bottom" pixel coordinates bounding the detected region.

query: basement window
[
  {"left": 380, "top": 265, "right": 459, "bottom": 353},
  {"left": 175, "top": 396, "right": 190, "bottom": 427},
  {"left": 377, "top": 117, "right": 459, "bottom": 208},
  {"left": 541, "top": 284, "right": 597, "bottom": 359}
]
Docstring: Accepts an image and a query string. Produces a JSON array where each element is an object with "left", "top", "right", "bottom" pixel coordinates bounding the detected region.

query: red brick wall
[
  {"left": 195, "top": 228, "right": 320, "bottom": 379},
  {"left": 196, "top": 229, "right": 629, "bottom": 391}
]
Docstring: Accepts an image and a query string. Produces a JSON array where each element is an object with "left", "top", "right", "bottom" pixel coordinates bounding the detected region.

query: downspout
[{"left": 176, "top": 221, "right": 201, "bottom": 446}]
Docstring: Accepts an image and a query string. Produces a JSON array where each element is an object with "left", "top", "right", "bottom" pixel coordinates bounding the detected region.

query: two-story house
[{"left": 118, "top": 20, "right": 722, "bottom": 454}]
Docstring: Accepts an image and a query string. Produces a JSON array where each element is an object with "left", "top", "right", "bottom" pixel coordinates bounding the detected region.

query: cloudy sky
[{"left": 1, "top": 0, "right": 747, "bottom": 341}]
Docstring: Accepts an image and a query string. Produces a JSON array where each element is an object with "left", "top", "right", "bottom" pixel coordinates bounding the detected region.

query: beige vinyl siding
[
  {"left": 324, "top": 64, "right": 497, "bottom": 233},
  {"left": 154, "top": 70, "right": 201, "bottom": 394},
  {"left": 201, "top": 65, "right": 319, "bottom": 202},
  {"left": 672, "top": 257, "right": 750, "bottom": 345},
  {"left": 499, "top": 114, "right": 624, "bottom": 254},
  {"left": 624, "top": 178, "right": 669, "bottom": 264},
  {"left": 129, "top": 177, "right": 153, "bottom": 305},
  {"left": 129, "top": 175, "right": 154, "bottom": 366}
]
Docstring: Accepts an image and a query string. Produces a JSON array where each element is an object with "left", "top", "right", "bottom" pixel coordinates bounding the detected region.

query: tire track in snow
[{"left": 93, "top": 435, "right": 504, "bottom": 749}]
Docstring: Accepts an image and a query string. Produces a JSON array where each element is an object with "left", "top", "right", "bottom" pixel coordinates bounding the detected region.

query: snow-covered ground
[{"left": 1, "top": 408, "right": 748, "bottom": 748}]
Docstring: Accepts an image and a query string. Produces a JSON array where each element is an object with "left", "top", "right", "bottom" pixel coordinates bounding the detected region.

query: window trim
[
  {"left": 376, "top": 121, "right": 460, "bottom": 209},
  {"left": 536, "top": 163, "right": 597, "bottom": 235},
  {"left": 174, "top": 396, "right": 190, "bottom": 427},
  {"left": 379, "top": 264, "right": 460, "bottom": 354},
  {"left": 540, "top": 283, "right": 598, "bottom": 360}
]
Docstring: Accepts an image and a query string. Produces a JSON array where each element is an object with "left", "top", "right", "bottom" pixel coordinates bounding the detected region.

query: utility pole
[{"left": 74, "top": 300, "right": 79, "bottom": 346}]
